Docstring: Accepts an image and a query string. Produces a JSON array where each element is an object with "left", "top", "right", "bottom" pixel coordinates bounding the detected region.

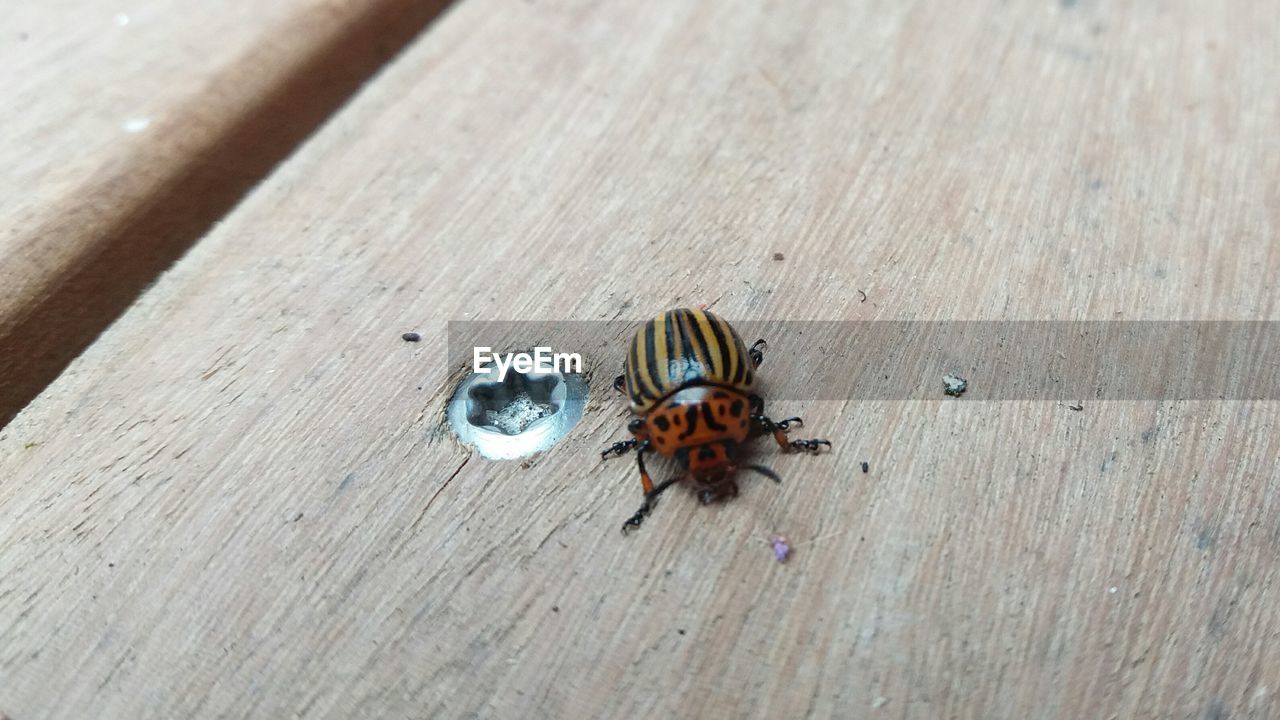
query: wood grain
[
  {"left": 2, "top": 0, "right": 1279, "bottom": 717},
  {"left": 0, "top": 0, "right": 451, "bottom": 425}
]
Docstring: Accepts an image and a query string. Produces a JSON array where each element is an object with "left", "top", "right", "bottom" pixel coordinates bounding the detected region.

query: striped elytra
[{"left": 622, "top": 308, "right": 755, "bottom": 412}]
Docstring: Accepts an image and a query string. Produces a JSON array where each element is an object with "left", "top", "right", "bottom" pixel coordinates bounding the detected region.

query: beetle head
[
  {"left": 683, "top": 441, "right": 776, "bottom": 480},
  {"left": 685, "top": 441, "right": 733, "bottom": 483}
]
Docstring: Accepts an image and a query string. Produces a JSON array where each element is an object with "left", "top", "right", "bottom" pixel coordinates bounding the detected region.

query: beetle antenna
[{"left": 740, "top": 464, "right": 783, "bottom": 483}]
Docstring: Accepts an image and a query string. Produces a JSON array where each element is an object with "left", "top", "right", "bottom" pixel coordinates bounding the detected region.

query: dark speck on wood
[{"left": 402, "top": 332, "right": 421, "bottom": 342}]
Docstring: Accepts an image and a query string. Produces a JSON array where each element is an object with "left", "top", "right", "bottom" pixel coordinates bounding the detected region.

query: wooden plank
[
  {"left": 0, "top": 0, "right": 451, "bottom": 424},
  {"left": 2, "top": 0, "right": 1279, "bottom": 718}
]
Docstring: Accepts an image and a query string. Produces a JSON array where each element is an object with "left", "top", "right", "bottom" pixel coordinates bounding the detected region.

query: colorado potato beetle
[{"left": 603, "top": 308, "right": 830, "bottom": 533}]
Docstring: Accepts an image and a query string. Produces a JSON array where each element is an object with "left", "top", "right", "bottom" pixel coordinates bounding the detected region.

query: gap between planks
[{"left": 0, "top": 0, "right": 455, "bottom": 428}]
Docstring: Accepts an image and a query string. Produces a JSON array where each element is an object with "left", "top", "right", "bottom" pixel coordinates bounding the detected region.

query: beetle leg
[
  {"left": 752, "top": 413, "right": 830, "bottom": 453},
  {"left": 602, "top": 418, "right": 648, "bottom": 458},
  {"left": 601, "top": 439, "right": 638, "bottom": 458},
  {"left": 749, "top": 394, "right": 764, "bottom": 416},
  {"left": 636, "top": 445, "right": 654, "bottom": 494},
  {"left": 748, "top": 339, "right": 767, "bottom": 368},
  {"left": 621, "top": 474, "right": 680, "bottom": 534},
  {"left": 750, "top": 413, "right": 791, "bottom": 448},
  {"left": 787, "top": 438, "right": 832, "bottom": 453},
  {"left": 612, "top": 373, "right": 626, "bottom": 395}
]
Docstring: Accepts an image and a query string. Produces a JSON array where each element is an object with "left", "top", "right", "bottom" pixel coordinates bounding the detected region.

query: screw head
[{"left": 446, "top": 363, "right": 586, "bottom": 459}]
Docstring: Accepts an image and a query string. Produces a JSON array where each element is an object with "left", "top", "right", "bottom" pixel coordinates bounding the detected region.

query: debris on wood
[
  {"left": 858, "top": 289, "right": 867, "bottom": 303},
  {"left": 401, "top": 331, "right": 421, "bottom": 342},
  {"left": 770, "top": 535, "right": 792, "bottom": 562},
  {"left": 861, "top": 461, "right": 869, "bottom": 473},
  {"left": 942, "top": 374, "right": 968, "bottom": 397},
  {"left": 762, "top": 529, "right": 849, "bottom": 563},
  {"left": 772, "top": 252, "right": 785, "bottom": 261},
  {"left": 1068, "top": 402, "right": 1084, "bottom": 411}
]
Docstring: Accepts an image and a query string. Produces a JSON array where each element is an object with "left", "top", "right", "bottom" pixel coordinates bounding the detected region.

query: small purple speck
[{"left": 771, "top": 536, "right": 791, "bottom": 562}]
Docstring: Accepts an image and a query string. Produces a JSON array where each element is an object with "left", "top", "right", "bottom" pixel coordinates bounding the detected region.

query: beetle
[{"left": 603, "top": 308, "right": 830, "bottom": 533}]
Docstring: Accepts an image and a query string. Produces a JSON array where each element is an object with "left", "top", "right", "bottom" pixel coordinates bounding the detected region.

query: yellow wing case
[{"left": 623, "top": 308, "right": 754, "bottom": 411}]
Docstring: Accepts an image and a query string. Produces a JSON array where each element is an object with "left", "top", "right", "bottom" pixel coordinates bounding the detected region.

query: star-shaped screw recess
[{"left": 465, "top": 371, "right": 562, "bottom": 436}]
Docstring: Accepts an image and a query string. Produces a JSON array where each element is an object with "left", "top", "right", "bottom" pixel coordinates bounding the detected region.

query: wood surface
[
  {"left": 3, "top": 0, "right": 1280, "bottom": 718},
  {"left": 0, "top": 0, "right": 450, "bottom": 425}
]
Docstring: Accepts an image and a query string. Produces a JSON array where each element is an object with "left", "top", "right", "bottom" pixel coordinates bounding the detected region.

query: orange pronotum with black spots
[{"left": 603, "top": 308, "right": 831, "bottom": 533}]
